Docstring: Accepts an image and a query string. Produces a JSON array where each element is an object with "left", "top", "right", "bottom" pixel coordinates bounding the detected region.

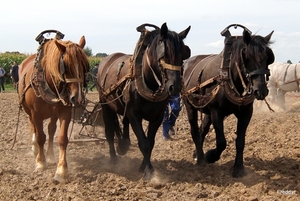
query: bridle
[
  {"left": 144, "top": 38, "right": 183, "bottom": 85},
  {"left": 232, "top": 47, "right": 270, "bottom": 96},
  {"left": 58, "top": 54, "right": 84, "bottom": 84}
]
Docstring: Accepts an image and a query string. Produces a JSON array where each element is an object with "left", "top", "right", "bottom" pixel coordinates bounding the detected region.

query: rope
[
  {"left": 146, "top": 54, "right": 162, "bottom": 87},
  {"left": 264, "top": 98, "right": 275, "bottom": 112},
  {"left": 235, "top": 61, "right": 248, "bottom": 90},
  {"left": 50, "top": 73, "right": 68, "bottom": 106},
  {"left": 99, "top": 93, "right": 124, "bottom": 105},
  {"left": 10, "top": 106, "right": 21, "bottom": 150}
]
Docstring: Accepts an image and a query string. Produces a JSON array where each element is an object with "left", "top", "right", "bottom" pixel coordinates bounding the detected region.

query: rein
[{"left": 49, "top": 73, "right": 68, "bottom": 106}]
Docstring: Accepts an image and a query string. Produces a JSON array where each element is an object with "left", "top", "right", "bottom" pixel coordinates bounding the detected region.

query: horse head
[
  {"left": 231, "top": 30, "right": 274, "bottom": 100},
  {"left": 44, "top": 36, "right": 89, "bottom": 106},
  {"left": 143, "top": 23, "right": 191, "bottom": 96}
]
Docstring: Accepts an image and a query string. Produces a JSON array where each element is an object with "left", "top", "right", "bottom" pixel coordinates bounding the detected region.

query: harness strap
[
  {"left": 160, "top": 59, "right": 182, "bottom": 71},
  {"left": 101, "top": 72, "right": 133, "bottom": 97},
  {"left": 248, "top": 68, "right": 270, "bottom": 77},
  {"left": 64, "top": 77, "right": 83, "bottom": 83},
  {"left": 235, "top": 61, "right": 248, "bottom": 90},
  {"left": 184, "top": 75, "right": 220, "bottom": 95},
  {"left": 146, "top": 53, "right": 162, "bottom": 87}
]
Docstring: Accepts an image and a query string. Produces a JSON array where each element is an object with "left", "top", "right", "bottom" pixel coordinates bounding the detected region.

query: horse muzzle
[
  {"left": 69, "top": 88, "right": 84, "bottom": 106},
  {"left": 167, "top": 82, "right": 182, "bottom": 96},
  {"left": 253, "top": 85, "right": 269, "bottom": 100}
]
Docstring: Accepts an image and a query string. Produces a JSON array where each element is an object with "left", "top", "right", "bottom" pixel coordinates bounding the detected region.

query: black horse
[
  {"left": 97, "top": 23, "right": 191, "bottom": 179},
  {"left": 182, "top": 24, "right": 274, "bottom": 177}
]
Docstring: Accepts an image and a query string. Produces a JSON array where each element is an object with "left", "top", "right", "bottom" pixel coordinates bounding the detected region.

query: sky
[{"left": 1, "top": 0, "right": 299, "bottom": 63}]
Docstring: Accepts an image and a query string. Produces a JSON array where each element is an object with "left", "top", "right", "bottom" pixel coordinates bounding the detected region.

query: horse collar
[
  {"left": 133, "top": 30, "right": 169, "bottom": 102},
  {"left": 220, "top": 37, "right": 255, "bottom": 105},
  {"left": 31, "top": 44, "right": 69, "bottom": 105}
]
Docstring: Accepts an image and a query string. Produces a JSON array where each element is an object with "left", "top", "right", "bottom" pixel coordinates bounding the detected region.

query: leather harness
[{"left": 183, "top": 24, "right": 269, "bottom": 108}]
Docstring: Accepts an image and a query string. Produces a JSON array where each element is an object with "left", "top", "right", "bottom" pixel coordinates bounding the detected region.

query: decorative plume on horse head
[
  {"left": 182, "top": 24, "right": 274, "bottom": 177},
  {"left": 18, "top": 30, "right": 89, "bottom": 183}
]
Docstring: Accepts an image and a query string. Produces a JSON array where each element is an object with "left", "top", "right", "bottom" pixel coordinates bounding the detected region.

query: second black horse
[{"left": 182, "top": 24, "right": 274, "bottom": 177}]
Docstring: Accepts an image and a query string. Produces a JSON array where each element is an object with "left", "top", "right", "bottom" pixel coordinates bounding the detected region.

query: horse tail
[
  {"left": 113, "top": 114, "right": 130, "bottom": 156},
  {"left": 113, "top": 113, "right": 123, "bottom": 140}
]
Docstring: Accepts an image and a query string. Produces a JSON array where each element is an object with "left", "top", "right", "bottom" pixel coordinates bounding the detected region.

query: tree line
[{"left": 0, "top": 48, "right": 106, "bottom": 84}]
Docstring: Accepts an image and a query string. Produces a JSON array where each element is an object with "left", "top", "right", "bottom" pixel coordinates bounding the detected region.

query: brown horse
[
  {"left": 97, "top": 23, "right": 191, "bottom": 179},
  {"left": 182, "top": 24, "right": 274, "bottom": 177},
  {"left": 18, "top": 33, "right": 89, "bottom": 183}
]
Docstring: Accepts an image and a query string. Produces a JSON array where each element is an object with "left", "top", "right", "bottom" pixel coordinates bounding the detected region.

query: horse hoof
[
  {"left": 143, "top": 168, "right": 154, "bottom": 180},
  {"left": 53, "top": 167, "right": 69, "bottom": 184},
  {"left": 53, "top": 175, "right": 69, "bottom": 184},
  {"left": 232, "top": 166, "right": 246, "bottom": 178},
  {"left": 35, "top": 162, "right": 47, "bottom": 171},
  {"left": 117, "top": 139, "right": 130, "bottom": 155},
  {"left": 192, "top": 150, "right": 197, "bottom": 161},
  {"left": 109, "top": 156, "right": 118, "bottom": 165},
  {"left": 196, "top": 159, "right": 206, "bottom": 166},
  {"left": 204, "top": 149, "right": 219, "bottom": 163}
]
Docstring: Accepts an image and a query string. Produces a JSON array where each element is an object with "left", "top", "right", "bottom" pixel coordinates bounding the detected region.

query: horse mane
[
  {"left": 41, "top": 39, "right": 89, "bottom": 84},
  {"left": 164, "top": 31, "right": 184, "bottom": 63},
  {"left": 147, "top": 30, "right": 184, "bottom": 65},
  {"left": 231, "top": 35, "right": 273, "bottom": 63}
]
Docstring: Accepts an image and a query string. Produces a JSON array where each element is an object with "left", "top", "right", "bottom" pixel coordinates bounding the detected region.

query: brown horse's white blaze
[{"left": 67, "top": 62, "right": 83, "bottom": 106}]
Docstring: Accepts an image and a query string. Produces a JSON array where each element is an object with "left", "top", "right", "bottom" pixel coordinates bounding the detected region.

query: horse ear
[
  {"left": 179, "top": 26, "right": 191, "bottom": 40},
  {"left": 243, "top": 29, "right": 252, "bottom": 45},
  {"left": 265, "top": 31, "right": 274, "bottom": 42},
  {"left": 55, "top": 40, "right": 66, "bottom": 53},
  {"left": 78, "top": 36, "right": 86, "bottom": 48},
  {"left": 160, "top": 22, "right": 168, "bottom": 39}
]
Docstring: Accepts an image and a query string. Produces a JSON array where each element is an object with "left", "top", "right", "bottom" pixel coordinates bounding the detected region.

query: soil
[{"left": 0, "top": 92, "right": 299, "bottom": 201}]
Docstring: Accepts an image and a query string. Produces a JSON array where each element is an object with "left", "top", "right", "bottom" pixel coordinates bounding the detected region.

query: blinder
[
  {"left": 59, "top": 54, "right": 65, "bottom": 75},
  {"left": 155, "top": 40, "right": 182, "bottom": 72},
  {"left": 248, "top": 68, "right": 270, "bottom": 80},
  {"left": 156, "top": 40, "right": 165, "bottom": 60},
  {"left": 59, "top": 54, "right": 84, "bottom": 84}
]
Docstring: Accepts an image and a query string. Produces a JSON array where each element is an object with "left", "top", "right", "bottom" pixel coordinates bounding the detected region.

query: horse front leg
[
  {"left": 130, "top": 114, "right": 157, "bottom": 180},
  {"left": 141, "top": 118, "right": 162, "bottom": 180},
  {"left": 53, "top": 114, "right": 70, "bottom": 183},
  {"left": 46, "top": 116, "right": 57, "bottom": 163},
  {"left": 205, "top": 110, "right": 226, "bottom": 164},
  {"left": 233, "top": 107, "right": 253, "bottom": 177}
]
